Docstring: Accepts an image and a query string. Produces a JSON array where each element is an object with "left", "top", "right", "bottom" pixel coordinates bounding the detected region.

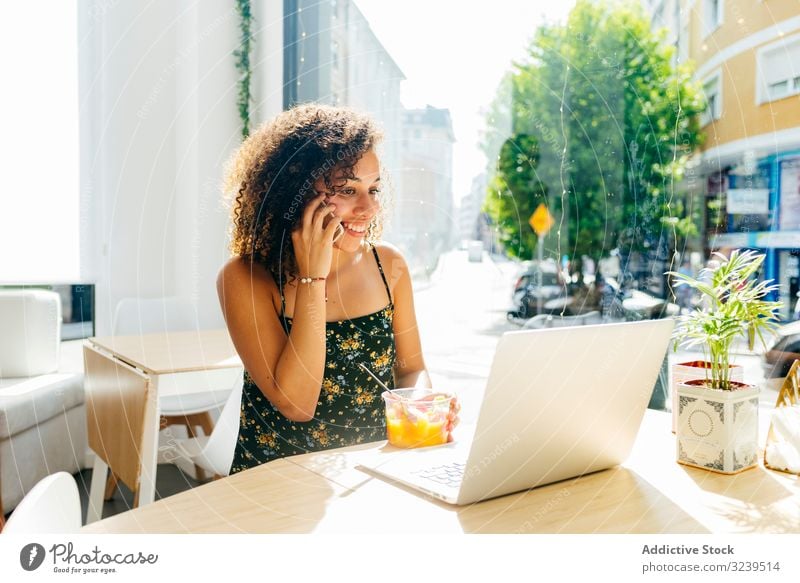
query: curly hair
[{"left": 223, "top": 103, "right": 386, "bottom": 281}]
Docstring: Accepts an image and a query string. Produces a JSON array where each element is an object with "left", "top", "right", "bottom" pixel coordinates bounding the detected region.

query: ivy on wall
[{"left": 234, "top": 0, "right": 253, "bottom": 138}]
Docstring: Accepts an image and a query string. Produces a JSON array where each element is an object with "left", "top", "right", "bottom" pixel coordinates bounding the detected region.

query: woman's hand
[
  {"left": 291, "top": 193, "right": 343, "bottom": 277},
  {"left": 419, "top": 392, "right": 461, "bottom": 443},
  {"left": 445, "top": 395, "right": 461, "bottom": 443}
]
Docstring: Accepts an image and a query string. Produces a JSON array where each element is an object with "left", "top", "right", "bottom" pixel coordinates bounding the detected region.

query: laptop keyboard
[{"left": 411, "top": 461, "right": 465, "bottom": 488}]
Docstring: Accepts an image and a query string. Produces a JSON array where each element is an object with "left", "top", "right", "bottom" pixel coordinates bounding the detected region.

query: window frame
[
  {"left": 756, "top": 32, "right": 800, "bottom": 105},
  {"left": 702, "top": 0, "right": 724, "bottom": 39},
  {"left": 700, "top": 69, "right": 723, "bottom": 127}
]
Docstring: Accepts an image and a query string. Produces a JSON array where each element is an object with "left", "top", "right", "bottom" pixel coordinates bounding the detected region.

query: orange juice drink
[{"left": 382, "top": 389, "right": 453, "bottom": 448}]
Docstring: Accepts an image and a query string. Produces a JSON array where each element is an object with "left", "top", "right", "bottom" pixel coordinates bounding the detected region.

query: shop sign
[{"left": 726, "top": 189, "right": 769, "bottom": 214}]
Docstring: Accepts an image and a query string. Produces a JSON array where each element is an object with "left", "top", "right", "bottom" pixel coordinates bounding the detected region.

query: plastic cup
[{"left": 381, "top": 388, "right": 454, "bottom": 448}]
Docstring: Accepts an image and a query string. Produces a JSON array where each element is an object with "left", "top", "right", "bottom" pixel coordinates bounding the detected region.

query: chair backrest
[
  {"left": 195, "top": 376, "right": 244, "bottom": 477},
  {"left": 113, "top": 296, "right": 197, "bottom": 335},
  {"left": 2, "top": 472, "right": 81, "bottom": 534},
  {"left": 0, "top": 289, "right": 61, "bottom": 378}
]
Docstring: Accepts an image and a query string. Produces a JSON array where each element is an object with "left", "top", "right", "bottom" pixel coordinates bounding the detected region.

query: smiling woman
[{"left": 218, "top": 104, "right": 458, "bottom": 472}]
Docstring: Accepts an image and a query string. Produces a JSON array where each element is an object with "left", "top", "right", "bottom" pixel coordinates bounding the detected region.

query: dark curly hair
[{"left": 223, "top": 103, "right": 386, "bottom": 280}]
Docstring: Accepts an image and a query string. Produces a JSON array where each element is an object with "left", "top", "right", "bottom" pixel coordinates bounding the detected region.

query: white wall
[{"left": 79, "top": 0, "right": 283, "bottom": 334}]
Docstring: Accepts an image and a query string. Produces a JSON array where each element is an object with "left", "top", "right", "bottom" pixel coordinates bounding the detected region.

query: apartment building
[
  {"left": 284, "top": 0, "right": 405, "bottom": 187},
  {"left": 397, "top": 106, "right": 456, "bottom": 271},
  {"left": 649, "top": 0, "right": 800, "bottom": 317}
]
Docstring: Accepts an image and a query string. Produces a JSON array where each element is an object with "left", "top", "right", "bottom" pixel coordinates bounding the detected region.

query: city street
[
  {"left": 412, "top": 249, "right": 779, "bottom": 425},
  {"left": 412, "top": 250, "right": 517, "bottom": 421}
]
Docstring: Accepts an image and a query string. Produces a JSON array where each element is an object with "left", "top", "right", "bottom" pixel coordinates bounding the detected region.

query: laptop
[{"left": 358, "top": 318, "right": 674, "bottom": 505}]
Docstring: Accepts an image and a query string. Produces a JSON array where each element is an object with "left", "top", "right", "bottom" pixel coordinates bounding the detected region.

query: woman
[{"left": 218, "top": 104, "right": 456, "bottom": 473}]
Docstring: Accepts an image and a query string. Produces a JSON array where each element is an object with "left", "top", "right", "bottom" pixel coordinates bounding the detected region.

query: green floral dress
[{"left": 229, "top": 245, "right": 395, "bottom": 473}]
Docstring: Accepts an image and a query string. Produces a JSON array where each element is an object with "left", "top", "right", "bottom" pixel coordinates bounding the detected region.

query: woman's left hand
[
  {"left": 445, "top": 395, "right": 461, "bottom": 442},
  {"left": 419, "top": 392, "right": 461, "bottom": 443}
]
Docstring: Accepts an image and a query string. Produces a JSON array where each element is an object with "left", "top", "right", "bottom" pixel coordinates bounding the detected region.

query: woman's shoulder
[
  {"left": 372, "top": 240, "right": 407, "bottom": 265},
  {"left": 217, "top": 256, "right": 281, "bottom": 301},
  {"left": 371, "top": 241, "right": 410, "bottom": 287}
]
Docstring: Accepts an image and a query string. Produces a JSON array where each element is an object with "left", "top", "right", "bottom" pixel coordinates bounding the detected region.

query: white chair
[
  {"left": 171, "top": 375, "right": 243, "bottom": 479},
  {"left": 110, "top": 297, "right": 237, "bottom": 482},
  {"left": 2, "top": 471, "right": 81, "bottom": 534}
]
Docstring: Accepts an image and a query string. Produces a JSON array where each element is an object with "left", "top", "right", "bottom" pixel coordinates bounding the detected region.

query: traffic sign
[{"left": 529, "top": 203, "right": 555, "bottom": 236}]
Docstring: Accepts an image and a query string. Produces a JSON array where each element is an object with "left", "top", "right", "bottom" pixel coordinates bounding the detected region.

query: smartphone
[{"left": 321, "top": 198, "right": 345, "bottom": 242}]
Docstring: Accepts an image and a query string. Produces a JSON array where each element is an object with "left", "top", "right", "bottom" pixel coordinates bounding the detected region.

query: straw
[
  {"left": 358, "top": 363, "right": 392, "bottom": 393},
  {"left": 358, "top": 363, "right": 421, "bottom": 422}
]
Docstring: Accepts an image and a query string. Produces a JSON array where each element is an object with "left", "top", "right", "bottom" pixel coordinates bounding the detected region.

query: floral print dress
[{"left": 229, "top": 246, "right": 395, "bottom": 473}]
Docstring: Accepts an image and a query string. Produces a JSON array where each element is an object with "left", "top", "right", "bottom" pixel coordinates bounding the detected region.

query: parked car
[
  {"left": 763, "top": 320, "right": 800, "bottom": 379},
  {"left": 508, "top": 261, "right": 570, "bottom": 319},
  {"left": 512, "top": 260, "right": 562, "bottom": 293}
]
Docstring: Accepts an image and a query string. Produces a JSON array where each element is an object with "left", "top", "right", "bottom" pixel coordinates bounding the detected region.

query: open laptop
[{"left": 358, "top": 318, "right": 674, "bottom": 505}]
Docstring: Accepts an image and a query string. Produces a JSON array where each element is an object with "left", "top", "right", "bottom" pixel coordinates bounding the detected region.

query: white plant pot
[
  {"left": 675, "top": 379, "right": 759, "bottom": 474},
  {"left": 671, "top": 361, "right": 743, "bottom": 433}
]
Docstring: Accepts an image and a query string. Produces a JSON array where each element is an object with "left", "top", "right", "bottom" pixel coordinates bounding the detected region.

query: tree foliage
[
  {"left": 484, "top": 134, "right": 548, "bottom": 259},
  {"left": 483, "top": 0, "right": 705, "bottom": 267}
]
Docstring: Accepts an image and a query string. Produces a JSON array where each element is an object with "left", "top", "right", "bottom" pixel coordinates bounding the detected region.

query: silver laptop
[{"left": 358, "top": 318, "right": 674, "bottom": 505}]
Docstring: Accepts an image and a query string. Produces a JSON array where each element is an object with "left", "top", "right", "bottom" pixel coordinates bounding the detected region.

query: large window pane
[{"left": 0, "top": 1, "right": 79, "bottom": 283}]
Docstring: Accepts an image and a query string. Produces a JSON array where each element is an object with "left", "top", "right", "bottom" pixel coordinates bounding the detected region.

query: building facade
[
  {"left": 283, "top": 0, "right": 405, "bottom": 198},
  {"left": 397, "top": 106, "right": 456, "bottom": 272},
  {"left": 649, "top": 0, "right": 800, "bottom": 317}
]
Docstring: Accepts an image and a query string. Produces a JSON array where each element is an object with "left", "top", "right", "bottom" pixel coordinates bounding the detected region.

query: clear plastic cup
[{"left": 381, "top": 388, "right": 454, "bottom": 448}]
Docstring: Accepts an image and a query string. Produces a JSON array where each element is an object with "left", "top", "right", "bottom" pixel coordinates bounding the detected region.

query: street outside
[{"left": 412, "top": 249, "right": 779, "bottom": 425}]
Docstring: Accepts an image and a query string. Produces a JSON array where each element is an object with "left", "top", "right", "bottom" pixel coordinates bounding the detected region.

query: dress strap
[{"left": 371, "top": 244, "right": 393, "bottom": 305}]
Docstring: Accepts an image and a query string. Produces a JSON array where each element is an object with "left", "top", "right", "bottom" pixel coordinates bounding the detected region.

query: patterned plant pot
[
  {"left": 671, "top": 361, "right": 743, "bottom": 433},
  {"left": 676, "top": 379, "right": 759, "bottom": 474}
]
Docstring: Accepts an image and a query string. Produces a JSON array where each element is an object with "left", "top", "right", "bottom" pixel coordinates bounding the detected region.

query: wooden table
[
  {"left": 81, "top": 410, "right": 800, "bottom": 533},
  {"left": 83, "top": 330, "right": 242, "bottom": 523}
]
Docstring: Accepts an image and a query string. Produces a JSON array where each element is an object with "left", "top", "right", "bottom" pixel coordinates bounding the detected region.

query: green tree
[
  {"left": 482, "top": 0, "right": 705, "bottom": 271},
  {"left": 484, "top": 134, "right": 548, "bottom": 259}
]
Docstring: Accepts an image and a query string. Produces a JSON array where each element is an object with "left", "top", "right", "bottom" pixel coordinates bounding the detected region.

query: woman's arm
[
  {"left": 217, "top": 259, "right": 325, "bottom": 421},
  {"left": 217, "top": 194, "right": 342, "bottom": 422},
  {"left": 379, "top": 244, "right": 431, "bottom": 389}
]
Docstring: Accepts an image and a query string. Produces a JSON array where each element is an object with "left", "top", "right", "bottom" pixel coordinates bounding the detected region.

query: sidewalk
[{"left": 412, "top": 250, "right": 520, "bottom": 423}]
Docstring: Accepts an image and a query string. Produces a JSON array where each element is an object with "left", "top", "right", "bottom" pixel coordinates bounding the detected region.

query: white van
[{"left": 467, "top": 240, "right": 483, "bottom": 262}]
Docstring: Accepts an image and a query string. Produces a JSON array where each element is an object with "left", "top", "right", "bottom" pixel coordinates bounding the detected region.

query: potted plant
[
  {"left": 671, "top": 361, "right": 742, "bottom": 433},
  {"left": 668, "top": 249, "right": 781, "bottom": 474}
]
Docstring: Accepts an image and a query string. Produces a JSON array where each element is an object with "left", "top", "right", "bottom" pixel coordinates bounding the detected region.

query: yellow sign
[{"left": 529, "top": 203, "right": 555, "bottom": 236}]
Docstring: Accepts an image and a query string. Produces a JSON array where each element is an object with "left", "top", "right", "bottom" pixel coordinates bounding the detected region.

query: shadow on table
[
  {"left": 455, "top": 466, "right": 710, "bottom": 534},
  {"left": 679, "top": 463, "right": 800, "bottom": 533}
]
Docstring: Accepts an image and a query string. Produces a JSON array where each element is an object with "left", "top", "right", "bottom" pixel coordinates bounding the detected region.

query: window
[
  {"left": 0, "top": 1, "right": 80, "bottom": 283},
  {"left": 768, "top": 80, "right": 789, "bottom": 100},
  {"left": 331, "top": 40, "right": 340, "bottom": 70},
  {"left": 703, "top": 0, "right": 723, "bottom": 37},
  {"left": 700, "top": 71, "right": 722, "bottom": 126},
  {"left": 758, "top": 35, "right": 800, "bottom": 104}
]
